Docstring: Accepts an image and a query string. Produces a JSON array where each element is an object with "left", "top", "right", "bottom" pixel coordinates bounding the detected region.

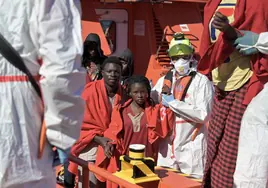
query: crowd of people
[{"left": 0, "top": 0, "right": 268, "bottom": 188}]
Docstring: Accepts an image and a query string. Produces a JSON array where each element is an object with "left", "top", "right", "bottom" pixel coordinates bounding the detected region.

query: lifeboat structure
[{"left": 64, "top": 0, "right": 207, "bottom": 187}]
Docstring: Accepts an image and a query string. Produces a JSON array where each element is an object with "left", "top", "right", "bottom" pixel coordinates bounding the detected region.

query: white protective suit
[
  {"left": 151, "top": 69, "right": 214, "bottom": 178},
  {"left": 233, "top": 32, "right": 268, "bottom": 188},
  {"left": 254, "top": 32, "right": 268, "bottom": 54},
  {"left": 0, "top": 1, "right": 85, "bottom": 188}
]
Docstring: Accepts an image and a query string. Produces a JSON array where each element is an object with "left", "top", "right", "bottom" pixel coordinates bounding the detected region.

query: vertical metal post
[{"left": 82, "top": 167, "right": 89, "bottom": 188}]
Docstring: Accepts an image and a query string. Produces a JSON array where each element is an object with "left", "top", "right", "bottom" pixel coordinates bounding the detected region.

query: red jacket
[{"left": 198, "top": 0, "right": 268, "bottom": 105}]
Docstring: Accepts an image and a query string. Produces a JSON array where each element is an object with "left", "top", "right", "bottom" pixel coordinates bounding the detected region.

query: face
[
  {"left": 102, "top": 63, "right": 121, "bottom": 87},
  {"left": 120, "top": 58, "right": 128, "bottom": 74},
  {"left": 172, "top": 55, "right": 192, "bottom": 76},
  {"left": 87, "top": 42, "right": 98, "bottom": 57},
  {"left": 129, "top": 83, "right": 148, "bottom": 106}
]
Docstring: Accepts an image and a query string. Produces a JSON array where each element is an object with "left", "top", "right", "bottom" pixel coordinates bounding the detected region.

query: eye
[{"left": 171, "top": 57, "right": 179, "bottom": 61}]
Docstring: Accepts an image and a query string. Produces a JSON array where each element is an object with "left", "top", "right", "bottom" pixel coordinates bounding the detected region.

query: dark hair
[
  {"left": 82, "top": 33, "right": 105, "bottom": 68},
  {"left": 119, "top": 48, "right": 134, "bottom": 77},
  {"left": 126, "top": 75, "right": 152, "bottom": 101},
  {"left": 101, "top": 56, "right": 122, "bottom": 70}
]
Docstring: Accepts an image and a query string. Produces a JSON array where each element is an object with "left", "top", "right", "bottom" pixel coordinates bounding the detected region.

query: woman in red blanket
[
  {"left": 95, "top": 75, "right": 174, "bottom": 187},
  {"left": 65, "top": 56, "right": 127, "bottom": 187},
  {"left": 198, "top": 0, "right": 268, "bottom": 187}
]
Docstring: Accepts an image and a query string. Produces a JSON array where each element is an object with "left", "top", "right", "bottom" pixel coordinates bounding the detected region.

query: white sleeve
[
  {"left": 38, "top": 0, "right": 86, "bottom": 150},
  {"left": 255, "top": 32, "right": 268, "bottom": 55},
  {"left": 168, "top": 77, "right": 214, "bottom": 124},
  {"left": 151, "top": 76, "right": 165, "bottom": 104},
  {"left": 233, "top": 83, "right": 268, "bottom": 187}
]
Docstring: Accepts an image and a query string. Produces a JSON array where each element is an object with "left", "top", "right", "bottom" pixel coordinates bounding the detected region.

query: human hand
[
  {"left": 234, "top": 30, "right": 260, "bottom": 55},
  {"left": 104, "top": 143, "right": 114, "bottom": 158},
  {"left": 212, "top": 12, "right": 237, "bottom": 40},
  {"left": 162, "top": 94, "right": 175, "bottom": 107},
  {"left": 98, "top": 137, "right": 113, "bottom": 148},
  {"left": 212, "top": 12, "right": 229, "bottom": 32}
]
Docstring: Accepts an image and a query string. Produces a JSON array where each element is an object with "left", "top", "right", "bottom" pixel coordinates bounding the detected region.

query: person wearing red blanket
[
  {"left": 66, "top": 56, "right": 127, "bottom": 187},
  {"left": 95, "top": 75, "right": 174, "bottom": 187},
  {"left": 198, "top": 0, "right": 268, "bottom": 187}
]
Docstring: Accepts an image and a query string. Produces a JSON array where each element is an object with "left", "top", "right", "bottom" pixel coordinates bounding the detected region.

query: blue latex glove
[
  {"left": 161, "top": 94, "right": 175, "bottom": 107},
  {"left": 234, "top": 30, "right": 260, "bottom": 55},
  {"left": 53, "top": 148, "right": 71, "bottom": 167}
]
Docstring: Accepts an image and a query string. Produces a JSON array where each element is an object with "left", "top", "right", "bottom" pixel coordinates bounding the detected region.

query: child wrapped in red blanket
[{"left": 95, "top": 75, "right": 174, "bottom": 187}]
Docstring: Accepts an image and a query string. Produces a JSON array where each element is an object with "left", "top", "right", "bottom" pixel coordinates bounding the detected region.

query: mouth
[
  {"left": 108, "top": 78, "right": 118, "bottom": 83},
  {"left": 136, "top": 98, "right": 145, "bottom": 104}
]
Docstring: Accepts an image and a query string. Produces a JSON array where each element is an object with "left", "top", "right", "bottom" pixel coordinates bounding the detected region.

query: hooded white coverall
[
  {"left": 254, "top": 32, "right": 268, "bottom": 55},
  {"left": 233, "top": 32, "right": 268, "bottom": 188},
  {"left": 151, "top": 69, "right": 214, "bottom": 178},
  {"left": 0, "top": 1, "right": 85, "bottom": 188}
]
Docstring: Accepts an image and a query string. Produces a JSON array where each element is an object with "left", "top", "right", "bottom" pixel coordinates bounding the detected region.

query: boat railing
[{"left": 68, "top": 155, "right": 142, "bottom": 188}]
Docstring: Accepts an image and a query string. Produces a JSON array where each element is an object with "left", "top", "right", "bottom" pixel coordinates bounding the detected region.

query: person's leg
[
  {"left": 64, "top": 161, "right": 76, "bottom": 188},
  {"left": 77, "top": 160, "right": 106, "bottom": 188},
  {"left": 202, "top": 89, "right": 231, "bottom": 188},
  {"left": 157, "top": 135, "right": 176, "bottom": 169},
  {"left": 77, "top": 143, "right": 98, "bottom": 187},
  {"left": 208, "top": 84, "right": 247, "bottom": 188},
  {"left": 233, "top": 86, "right": 268, "bottom": 187},
  {"left": 56, "top": 149, "right": 74, "bottom": 186}
]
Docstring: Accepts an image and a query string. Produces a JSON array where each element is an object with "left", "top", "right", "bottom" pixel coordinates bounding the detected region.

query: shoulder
[
  {"left": 84, "top": 80, "right": 100, "bottom": 90},
  {"left": 82, "top": 80, "right": 102, "bottom": 99},
  {"left": 152, "top": 75, "right": 166, "bottom": 90},
  {"left": 194, "top": 72, "right": 213, "bottom": 84},
  {"left": 191, "top": 72, "right": 214, "bottom": 93},
  {"left": 112, "top": 99, "right": 132, "bottom": 117},
  {"left": 157, "top": 75, "right": 166, "bottom": 83}
]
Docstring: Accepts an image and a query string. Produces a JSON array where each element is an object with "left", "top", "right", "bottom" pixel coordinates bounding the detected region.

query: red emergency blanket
[
  {"left": 95, "top": 99, "right": 174, "bottom": 185},
  {"left": 198, "top": 0, "right": 268, "bottom": 105},
  {"left": 69, "top": 79, "right": 124, "bottom": 174}
]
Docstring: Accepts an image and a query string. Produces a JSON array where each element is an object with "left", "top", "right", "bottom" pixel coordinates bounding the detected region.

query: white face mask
[{"left": 172, "top": 58, "right": 191, "bottom": 76}]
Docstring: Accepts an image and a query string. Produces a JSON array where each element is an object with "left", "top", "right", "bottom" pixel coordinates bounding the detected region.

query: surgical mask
[{"left": 172, "top": 58, "right": 191, "bottom": 76}]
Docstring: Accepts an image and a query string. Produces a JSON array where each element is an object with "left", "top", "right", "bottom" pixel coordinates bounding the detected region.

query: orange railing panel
[{"left": 69, "top": 155, "right": 142, "bottom": 188}]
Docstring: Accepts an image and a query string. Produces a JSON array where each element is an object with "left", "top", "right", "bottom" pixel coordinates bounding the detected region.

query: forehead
[
  {"left": 103, "top": 62, "right": 121, "bottom": 70},
  {"left": 130, "top": 83, "right": 147, "bottom": 90},
  {"left": 87, "top": 42, "right": 98, "bottom": 49}
]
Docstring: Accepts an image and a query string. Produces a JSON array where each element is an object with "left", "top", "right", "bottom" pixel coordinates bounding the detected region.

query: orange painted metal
[
  {"left": 38, "top": 121, "right": 46, "bottom": 159},
  {"left": 80, "top": 1, "right": 205, "bottom": 81},
  {"left": 68, "top": 155, "right": 142, "bottom": 188},
  {"left": 80, "top": 1, "right": 111, "bottom": 55},
  {"left": 156, "top": 168, "right": 201, "bottom": 188},
  {"left": 61, "top": 156, "right": 202, "bottom": 188}
]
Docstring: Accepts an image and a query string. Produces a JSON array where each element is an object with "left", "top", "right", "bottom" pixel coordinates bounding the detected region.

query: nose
[{"left": 137, "top": 92, "right": 143, "bottom": 98}]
